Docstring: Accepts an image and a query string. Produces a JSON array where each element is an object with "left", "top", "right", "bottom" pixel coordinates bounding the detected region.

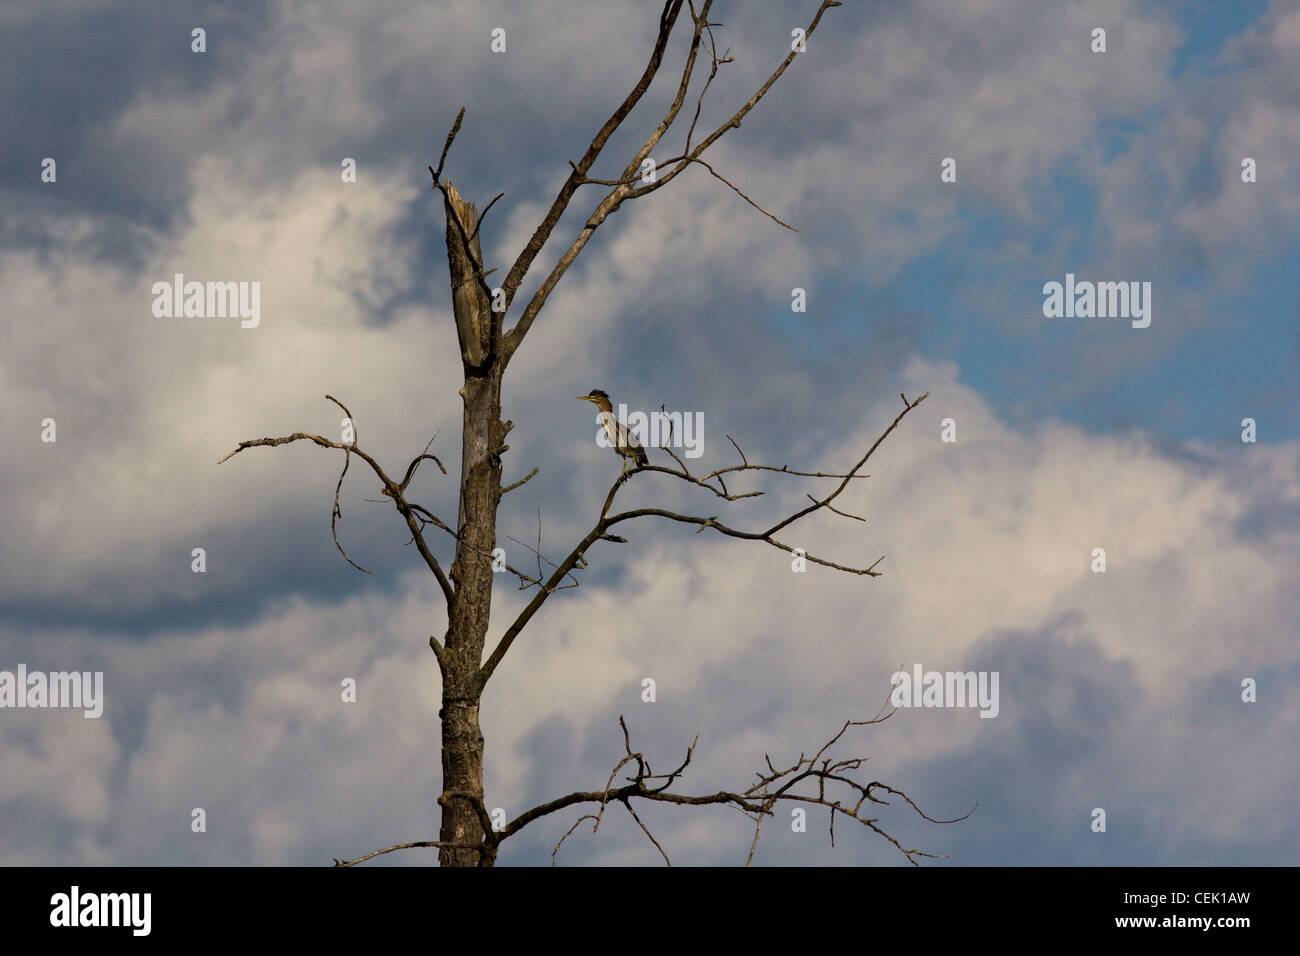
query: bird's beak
[{"left": 574, "top": 396, "right": 593, "bottom": 402}]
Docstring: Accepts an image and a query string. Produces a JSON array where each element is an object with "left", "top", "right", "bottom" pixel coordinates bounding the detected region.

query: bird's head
[{"left": 575, "top": 389, "right": 613, "bottom": 413}]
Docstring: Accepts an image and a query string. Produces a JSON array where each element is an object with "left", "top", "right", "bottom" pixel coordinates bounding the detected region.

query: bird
[{"left": 575, "top": 388, "right": 649, "bottom": 478}]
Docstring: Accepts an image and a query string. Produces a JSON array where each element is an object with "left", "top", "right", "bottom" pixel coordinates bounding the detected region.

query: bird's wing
[{"left": 614, "top": 419, "right": 645, "bottom": 453}]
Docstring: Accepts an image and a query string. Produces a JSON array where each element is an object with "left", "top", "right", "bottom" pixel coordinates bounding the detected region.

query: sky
[{"left": 1, "top": 0, "right": 1297, "bottom": 867}]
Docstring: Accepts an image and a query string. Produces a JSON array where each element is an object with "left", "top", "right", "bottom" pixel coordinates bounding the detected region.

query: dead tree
[{"left": 220, "top": 0, "right": 966, "bottom": 866}]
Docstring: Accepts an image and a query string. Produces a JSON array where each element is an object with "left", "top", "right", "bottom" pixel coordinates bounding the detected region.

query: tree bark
[{"left": 438, "top": 182, "right": 506, "bottom": 866}]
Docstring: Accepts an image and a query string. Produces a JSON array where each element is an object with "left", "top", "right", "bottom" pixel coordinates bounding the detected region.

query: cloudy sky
[{"left": 2, "top": 0, "right": 1297, "bottom": 866}]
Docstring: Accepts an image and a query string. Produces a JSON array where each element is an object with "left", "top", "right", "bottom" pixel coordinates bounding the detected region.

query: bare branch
[
  {"left": 468, "top": 192, "right": 505, "bottom": 245},
  {"left": 531, "top": 711, "right": 969, "bottom": 867},
  {"left": 615, "top": 0, "right": 715, "bottom": 187},
  {"left": 623, "top": 799, "right": 671, "bottom": 866},
  {"left": 332, "top": 840, "right": 475, "bottom": 868},
  {"left": 501, "top": 466, "right": 539, "bottom": 495},
  {"left": 219, "top": 397, "right": 455, "bottom": 607},
  {"left": 321, "top": 395, "right": 373, "bottom": 574},
  {"left": 431, "top": 106, "right": 466, "bottom": 184},
  {"left": 475, "top": 488, "right": 625, "bottom": 692},
  {"left": 605, "top": 507, "right": 886, "bottom": 575},
  {"left": 683, "top": 4, "right": 732, "bottom": 153},
  {"left": 686, "top": 156, "right": 796, "bottom": 230},
  {"left": 552, "top": 813, "right": 601, "bottom": 865},
  {"left": 408, "top": 503, "right": 456, "bottom": 538},
  {"left": 398, "top": 434, "right": 447, "bottom": 493},
  {"left": 328, "top": 457, "right": 371, "bottom": 574},
  {"left": 744, "top": 782, "right": 770, "bottom": 865},
  {"left": 407, "top": 502, "right": 550, "bottom": 593},
  {"left": 341, "top": 698, "right": 966, "bottom": 867},
  {"left": 474, "top": 392, "right": 927, "bottom": 693},
  {"left": 498, "top": 1, "right": 688, "bottom": 332},
  {"left": 504, "top": 525, "right": 582, "bottom": 593},
  {"left": 217, "top": 430, "right": 345, "bottom": 465},
  {"left": 500, "top": 0, "right": 844, "bottom": 364},
  {"left": 428, "top": 634, "right": 449, "bottom": 672},
  {"left": 809, "top": 493, "right": 866, "bottom": 522},
  {"left": 761, "top": 391, "right": 925, "bottom": 540},
  {"left": 626, "top": 0, "right": 844, "bottom": 203}
]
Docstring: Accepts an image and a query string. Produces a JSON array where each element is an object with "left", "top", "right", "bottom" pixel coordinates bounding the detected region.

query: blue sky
[{"left": 1, "top": 0, "right": 1297, "bottom": 867}]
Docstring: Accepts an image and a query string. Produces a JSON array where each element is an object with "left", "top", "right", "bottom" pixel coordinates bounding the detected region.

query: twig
[
  {"left": 468, "top": 192, "right": 505, "bottom": 245},
  {"left": 333, "top": 840, "right": 476, "bottom": 867},
  {"left": 501, "top": 466, "right": 539, "bottom": 495}
]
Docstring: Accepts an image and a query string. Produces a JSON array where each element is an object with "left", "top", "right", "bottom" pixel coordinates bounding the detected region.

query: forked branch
[
  {"left": 217, "top": 396, "right": 456, "bottom": 607},
  {"left": 475, "top": 392, "right": 928, "bottom": 693},
  {"left": 499, "top": 0, "right": 841, "bottom": 365},
  {"left": 333, "top": 698, "right": 972, "bottom": 867}
]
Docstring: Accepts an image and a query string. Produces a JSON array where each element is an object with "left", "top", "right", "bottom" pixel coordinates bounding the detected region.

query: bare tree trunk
[{"left": 438, "top": 183, "right": 505, "bottom": 866}]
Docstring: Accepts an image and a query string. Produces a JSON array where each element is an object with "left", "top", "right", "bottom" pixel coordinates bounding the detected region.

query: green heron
[{"left": 575, "top": 388, "right": 649, "bottom": 477}]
